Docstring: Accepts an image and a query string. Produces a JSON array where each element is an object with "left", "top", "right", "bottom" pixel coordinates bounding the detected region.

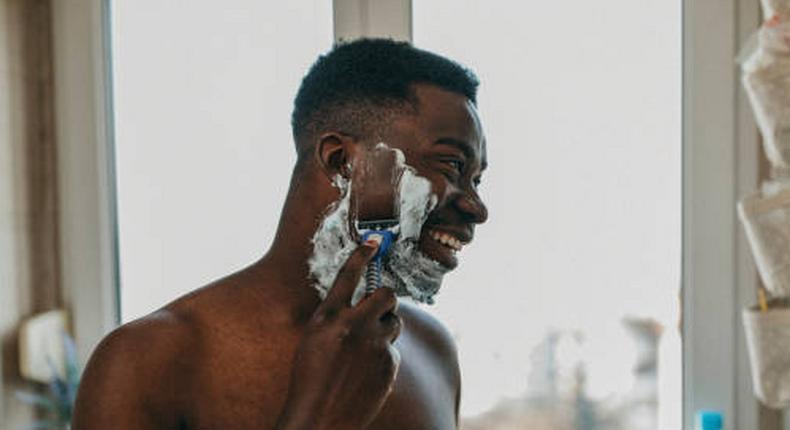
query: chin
[{"left": 383, "top": 240, "right": 451, "bottom": 305}]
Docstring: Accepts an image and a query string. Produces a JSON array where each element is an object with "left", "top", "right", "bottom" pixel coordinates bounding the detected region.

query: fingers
[
  {"left": 319, "top": 240, "right": 379, "bottom": 313},
  {"left": 357, "top": 286, "right": 398, "bottom": 319},
  {"left": 313, "top": 241, "right": 401, "bottom": 346},
  {"left": 356, "top": 288, "right": 402, "bottom": 342}
]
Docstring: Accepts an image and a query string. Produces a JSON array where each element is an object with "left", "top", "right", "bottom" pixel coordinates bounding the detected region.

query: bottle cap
[{"left": 696, "top": 410, "right": 723, "bottom": 430}]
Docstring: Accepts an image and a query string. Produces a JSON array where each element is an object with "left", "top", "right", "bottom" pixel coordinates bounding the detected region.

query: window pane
[
  {"left": 111, "top": 1, "right": 333, "bottom": 322},
  {"left": 413, "top": 2, "right": 682, "bottom": 429}
]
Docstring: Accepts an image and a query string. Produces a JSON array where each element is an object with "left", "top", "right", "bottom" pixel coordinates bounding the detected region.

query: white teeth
[{"left": 429, "top": 230, "right": 463, "bottom": 251}]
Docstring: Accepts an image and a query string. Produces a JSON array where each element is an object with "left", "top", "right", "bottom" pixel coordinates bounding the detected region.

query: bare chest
[{"left": 184, "top": 329, "right": 457, "bottom": 430}]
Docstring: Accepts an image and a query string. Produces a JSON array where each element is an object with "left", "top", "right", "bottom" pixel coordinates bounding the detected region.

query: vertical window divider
[
  {"left": 333, "top": 0, "right": 412, "bottom": 42},
  {"left": 51, "top": 0, "right": 120, "bottom": 367},
  {"left": 683, "top": 0, "right": 760, "bottom": 428}
]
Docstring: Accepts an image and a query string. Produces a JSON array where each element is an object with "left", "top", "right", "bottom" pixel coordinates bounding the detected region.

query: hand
[{"left": 275, "top": 240, "right": 402, "bottom": 430}]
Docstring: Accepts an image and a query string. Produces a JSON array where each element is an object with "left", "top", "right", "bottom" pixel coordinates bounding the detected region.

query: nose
[{"left": 455, "top": 190, "right": 488, "bottom": 224}]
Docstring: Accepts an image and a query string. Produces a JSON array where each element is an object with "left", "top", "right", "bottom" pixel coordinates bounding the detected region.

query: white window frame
[
  {"left": 333, "top": 0, "right": 412, "bottom": 42},
  {"left": 54, "top": 0, "right": 764, "bottom": 428},
  {"left": 682, "top": 0, "right": 761, "bottom": 429},
  {"left": 52, "top": 0, "right": 119, "bottom": 367}
]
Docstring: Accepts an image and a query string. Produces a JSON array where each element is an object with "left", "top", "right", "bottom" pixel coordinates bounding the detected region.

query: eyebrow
[
  {"left": 434, "top": 137, "right": 487, "bottom": 171},
  {"left": 434, "top": 137, "right": 473, "bottom": 158}
]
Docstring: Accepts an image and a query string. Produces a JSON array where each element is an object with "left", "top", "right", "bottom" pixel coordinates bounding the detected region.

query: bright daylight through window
[
  {"left": 111, "top": 1, "right": 332, "bottom": 322},
  {"left": 414, "top": 1, "right": 682, "bottom": 429}
]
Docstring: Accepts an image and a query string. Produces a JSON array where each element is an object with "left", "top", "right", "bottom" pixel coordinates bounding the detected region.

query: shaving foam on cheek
[
  {"left": 308, "top": 143, "right": 450, "bottom": 305},
  {"left": 381, "top": 152, "right": 448, "bottom": 304},
  {"left": 307, "top": 174, "right": 366, "bottom": 303}
]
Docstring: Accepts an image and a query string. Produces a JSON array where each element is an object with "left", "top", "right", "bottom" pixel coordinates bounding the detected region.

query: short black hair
[{"left": 291, "top": 38, "right": 479, "bottom": 157}]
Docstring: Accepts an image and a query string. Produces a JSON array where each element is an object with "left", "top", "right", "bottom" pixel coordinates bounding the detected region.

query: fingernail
[{"left": 364, "top": 237, "right": 381, "bottom": 248}]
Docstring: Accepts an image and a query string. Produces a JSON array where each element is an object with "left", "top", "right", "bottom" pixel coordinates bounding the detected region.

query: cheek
[
  {"left": 408, "top": 160, "right": 450, "bottom": 199},
  {"left": 427, "top": 174, "right": 453, "bottom": 203},
  {"left": 399, "top": 150, "right": 454, "bottom": 204},
  {"left": 419, "top": 171, "right": 457, "bottom": 215}
]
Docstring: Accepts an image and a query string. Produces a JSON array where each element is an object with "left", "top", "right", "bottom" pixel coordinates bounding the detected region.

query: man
[{"left": 73, "top": 38, "right": 488, "bottom": 430}]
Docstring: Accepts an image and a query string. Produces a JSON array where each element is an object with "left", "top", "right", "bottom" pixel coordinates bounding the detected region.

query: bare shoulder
[
  {"left": 85, "top": 306, "right": 198, "bottom": 374},
  {"left": 79, "top": 266, "right": 275, "bottom": 389},
  {"left": 77, "top": 278, "right": 236, "bottom": 390},
  {"left": 73, "top": 306, "right": 199, "bottom": 429},
  {"left": 397, "top": 300, "right": 460, "bottom": 374},
  {"left": 396, "top": 300, "right": 462, "bottom": 418}
]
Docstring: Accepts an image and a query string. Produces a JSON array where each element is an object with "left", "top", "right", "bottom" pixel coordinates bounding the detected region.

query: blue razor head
[
  {"left": 357, "top": 218, "right": 399, "bottom": 231},
  {"left": 360, "top": 228, "right": 397, "bottom": 259}
]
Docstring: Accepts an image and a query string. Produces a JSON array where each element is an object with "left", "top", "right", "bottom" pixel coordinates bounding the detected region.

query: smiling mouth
[{"left": 428, "top": 229, "right": 467, "bottom": 252}]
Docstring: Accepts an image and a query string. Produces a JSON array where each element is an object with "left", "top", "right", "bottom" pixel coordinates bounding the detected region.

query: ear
[{"left": 316, "top": 132, "right": 358, "bottom": 178}]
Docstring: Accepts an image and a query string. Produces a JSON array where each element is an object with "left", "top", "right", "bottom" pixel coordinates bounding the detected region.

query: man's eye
[{"left": 443, "top": 159, "right": 464, "bottom": 172}]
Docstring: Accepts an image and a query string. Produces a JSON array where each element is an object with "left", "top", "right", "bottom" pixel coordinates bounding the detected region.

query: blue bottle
[{"left": 696, "top": 410, "right": 723, "bottom": 430}]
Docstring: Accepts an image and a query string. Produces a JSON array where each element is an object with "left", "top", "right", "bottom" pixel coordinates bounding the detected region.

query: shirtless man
[{"left": 73, "top": 38, "right": 488, "bottom": 430}]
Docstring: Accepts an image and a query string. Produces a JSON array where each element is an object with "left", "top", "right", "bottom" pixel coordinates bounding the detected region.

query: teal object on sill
[{"left": 696, "top": 410, "right": 723, "bottom": 430}]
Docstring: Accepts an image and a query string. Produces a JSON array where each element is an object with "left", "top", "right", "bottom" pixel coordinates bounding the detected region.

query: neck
[{"left": 251, "top": 166, "right": 340, "bottom": 321}]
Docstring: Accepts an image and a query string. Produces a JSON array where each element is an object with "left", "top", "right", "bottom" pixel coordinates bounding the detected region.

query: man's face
[
  {"left": 307, "top": 83, "right": 488, "bottom": 304},
  {"left": 381, "top": 84, "right": 489, "bottom": 270}
]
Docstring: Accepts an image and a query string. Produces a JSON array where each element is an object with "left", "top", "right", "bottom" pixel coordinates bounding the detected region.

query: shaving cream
[{"left": 308, "top": 144, "right": 449, "bottom": 304}]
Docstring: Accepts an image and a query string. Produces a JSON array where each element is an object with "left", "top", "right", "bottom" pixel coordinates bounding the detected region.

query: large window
[
  {"left": 111, "top": 1, "right": 332, "bottom": 321},
  {"left": 413, "top": 1, "right": 681, "bottom": 428}
]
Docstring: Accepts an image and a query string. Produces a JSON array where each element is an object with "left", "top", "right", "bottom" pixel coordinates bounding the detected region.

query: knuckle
[
  {"left": 309, "top": 309, "right": 357, "bottom": 336},
  {"left": 309, "top": 304, "right": 345, "bottom": 326},
  {"left": 312, "top": 307, "right": 335, "bottom": 324},
  {"left": 308, "top": 312, "right": 325, "bottom": 327},
  {"left": 306, "top": 317, "right": 327, "bottom": 335},
  {"left": 336, "top": 319, "right": 362, "bottom": 344},
  {"left": 338, "top": 325, "right": 353, "bottom": 342}
]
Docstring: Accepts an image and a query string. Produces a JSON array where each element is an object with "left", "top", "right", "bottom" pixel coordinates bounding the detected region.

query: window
[
  {"left": 100, "top": 1, "right": 759, "bottom": 428},
  {"left": 413, "top": 2, "right": 682, "bottom": 428},
  {"left": 110, "top": 1, "right": 332, "bottom": 321}
]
